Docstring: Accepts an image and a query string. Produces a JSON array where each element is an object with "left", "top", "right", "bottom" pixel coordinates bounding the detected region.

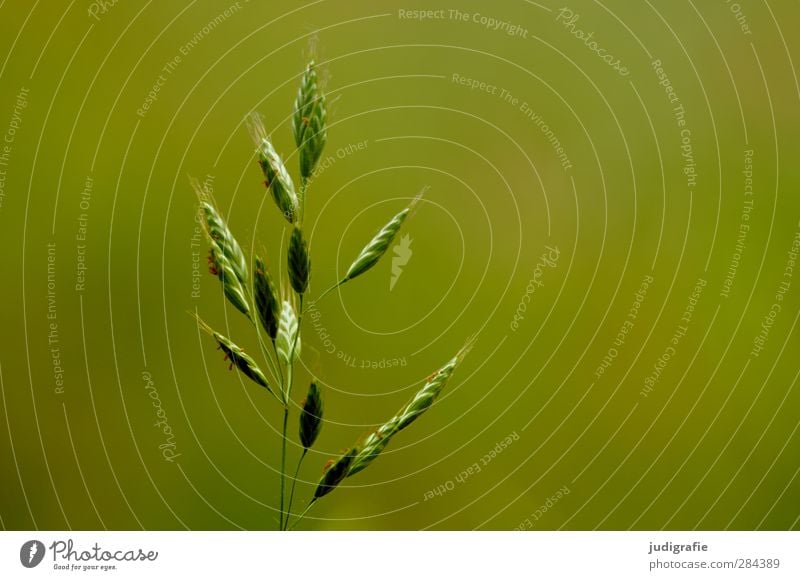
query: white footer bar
[{"left": 1, "top": 531, "right": 797, "bottom": 579}]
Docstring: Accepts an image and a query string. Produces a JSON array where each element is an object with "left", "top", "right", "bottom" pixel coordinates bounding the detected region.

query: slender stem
[
  {"left": 304, "top": 281, "right": 341, "bottom": 314},
  {"left": 249, "top": 311, "right": 284, "bottom": 406},
  {"left": 255, "top": 333, "right": 281, "bottom": 389},
  {"left": 281, "top": 294, "right": 306, "bottom": 530},
  {"left": 244, "top": 280, "right": 283, "bottom": 390},
  {"left": 299, "top": 178, "right": 308, "bottom": 224},
  {"left": 275, "top": 341, "right": 285, "bottom": 396},
  {"left": 287, "top": 499, "right": 317, "bottom": 531},
  {"left": 279, "top": 405, "right": 289, "bottom": 530},
  {"left": 286, "top": 295, "right": 303, "bottom": 401},
  {"left": 284, "top": 448, "right": 307, "bottom": 530},
  {"left": 279, "top": 295, "right": 303, "bottom": 530}
]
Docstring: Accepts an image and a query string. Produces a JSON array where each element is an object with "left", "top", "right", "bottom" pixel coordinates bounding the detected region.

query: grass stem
[
  {"left": 279, "top": 405, "right": 289, "bottom": 530},
  {"left": 306, "top": 282, "right": 339, "bottom": 313},
  {"left": 287, "top": 499, "right": 316, "bottom": 531},
  {"left": 285, "top": 448, "right": 307, "bottom": 530},
  {"left": 280, "top": 295, "right": 303, "bottom": 530}
]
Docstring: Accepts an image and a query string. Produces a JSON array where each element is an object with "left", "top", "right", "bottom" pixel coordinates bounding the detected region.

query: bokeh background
[{"left": 1, "top": 0, "right": 799, "bottom": 531}]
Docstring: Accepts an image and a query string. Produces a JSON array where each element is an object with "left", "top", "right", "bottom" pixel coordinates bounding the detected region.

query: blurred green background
[{"left": 1, "top": 0, "right": 799, "bottom": 530}]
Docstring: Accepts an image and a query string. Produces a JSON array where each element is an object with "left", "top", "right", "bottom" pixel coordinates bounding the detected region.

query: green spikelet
[
  {"left": 208, "top": 248, "right": 251, "bottom": 318},
  {"left": 194, "top": 316, "right": 279, "bottom": 402},
  {"left": 299, "top": 381, "right": 323, "bottom": 449},
  {"left": 314, "top": 448, "right": 355, "bottom": 500},
  {"left": 192, "top": 182, "right": 250, "bottom": 318},
  {"left": 254, "top": 256, "right": 280, "bottom": 341},
  {"left": 347, "top": 342, "right": 471, "bottom": 477},
  {"left": 293, "top": 60, "right": 327, "bottom": 181},
  {"left": 341, "top": 194, "right": 422, "bottom": 284},
  {"left": 288, "top": 227, "right": 310, "bottom": 295},
  {"left": 247, "top": 113, "right": 298, "bottom": 223},
  {"left": 275, "top": 300, "right": 301, "bottom": 366}
]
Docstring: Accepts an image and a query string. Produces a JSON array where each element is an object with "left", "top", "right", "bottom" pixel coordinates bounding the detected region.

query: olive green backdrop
[{"left": 1, "top": 0, "right": 799, "bottom": 530}]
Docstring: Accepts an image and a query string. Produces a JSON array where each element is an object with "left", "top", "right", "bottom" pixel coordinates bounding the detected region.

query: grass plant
[{"left": 193, "top": 55, "right": 469, "bottom": 530}]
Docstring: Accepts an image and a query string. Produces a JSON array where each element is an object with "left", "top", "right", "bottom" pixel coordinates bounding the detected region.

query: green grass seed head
[
  {"left": 299, "top": 381, "right": 323, "bottom": 449},
  {"left": 288, "top": 227, "right": 310, "bottom": 295},
  {"left": 254, "top": 256, "right": 280, "bottom": 341},
  {"left": 247, "top": 113, "right": 298, "bottom": 223},
  {"left": 341, "top": 193, "right": 422, "bottom": 284},
  {"left": 347, "top": 427, "right": 394, "bottom": 477},
  {"left": 347, "top": 341, "right": 471, "bottom": 478},
  {"left": 293, "top": 60, "right": 327, "bottom": 182},
  {"left": 212, "top": 331, "right": 271, "bottom": 391},
  {"left": 314, "top": 448, "right": 356, "bottom": 500},
  {"left": 276, "top": 299, "right": 301, "bottom": 366},
  {"left": 208, "top": 248, "right": 251, "bottom": 318},
  {"left": 193, "top": 316, "right": 278, "bottom": 401},
  {"left": 192, "top": 184, "right": 251, "bottom": 318},
  {"left": 194, "top": 199, "right": 248, "bottom": 281}
]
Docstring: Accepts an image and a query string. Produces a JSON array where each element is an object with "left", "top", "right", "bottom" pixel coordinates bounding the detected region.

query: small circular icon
[{"left": 20, "top": 540, "right": 45, "bottom": 568}]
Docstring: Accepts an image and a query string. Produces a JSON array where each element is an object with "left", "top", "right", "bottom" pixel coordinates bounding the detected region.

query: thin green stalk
[
  {"left": 287, "top": 499, "right": 316, "bottom": 531},
  {"left": 279, "top": 405, "right": 289, "bottom": 530},
  {"left": 284, "top": 449, "right": 307, "bottom": 530},
  {"left": 280, "top": 295, "right": 304, "bottom": 530},
  {"left": 298, "top": 178, "right": 308, "bottom": 224},
  {"left": 243, "top": 281, "right": 283, "bottom": 389},
  {"left": 254, "top": 329, "right": 282, "bottom": 387},
  {"left": 274, "top": 337, "right": 285, "bottom": 396},
  {"left": 305, "top": 283, "right": 338, "bottom": 313},
  {"left": 279, "top": 296, "right": 303, "bottom": 530}
]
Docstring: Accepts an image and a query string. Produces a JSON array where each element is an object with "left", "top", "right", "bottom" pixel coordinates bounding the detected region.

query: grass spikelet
[
  {"left": 293, "top": 60, "right": 327, "bottom": 181},
  {"left": 341, "top": 193, "right": 423, "bottom": 285},
  {"left": 208, "top": 248, "right": 251, "bottom": 318},
  {"left": 288, "top": 227, "right": 310, "bottom": 295},
  {"left": 254, "top": 256, "right": 280, "bottom": 341},
  {"left": 299, "top": 381, "right": 323, "bottom": 449},
  {"left": 347, "top": 340, "right": 472, "bottom": 477},
  {"left": 194, "top": 316, "right": 279, "bottom": 402},
  {"left": 192, "top": 183, "right": 251, "bottom": 317},
  {"left": 247, "top": 113, "right": 298, "bottom": 223},
  {"left": 313, "top": 448, "right": 355, "bottom": 500},
  {"left": 346, "top": 429, "right": 393, "bottom": 478},
  {"left": 276, "top": 299, "right": 301, "bottom": 366},
  {"left": 194, "top": 195, "right": 248, "bottom": 283}
]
